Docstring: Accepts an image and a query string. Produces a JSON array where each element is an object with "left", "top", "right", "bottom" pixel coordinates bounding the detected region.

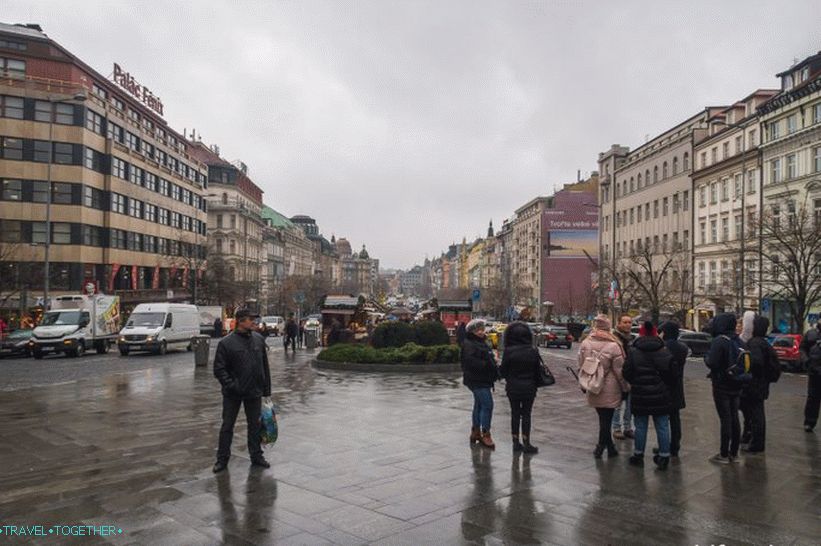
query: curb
[{"left": 312, "top": 359, "right": 461, "bottom": 373}]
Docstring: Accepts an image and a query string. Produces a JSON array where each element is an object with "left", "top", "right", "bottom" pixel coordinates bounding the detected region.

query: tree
[
  {"left": 0, "top": 241, "right": 25, "bottom": 310},
  {"left": 750, "top": 200, "right": 821, "bottom": 333},
  {"left": 200, "top": 256, "right": 246, "bottom": 308},
  {"left": 617, "top": 244, "right": 692, "bottom": 324}
]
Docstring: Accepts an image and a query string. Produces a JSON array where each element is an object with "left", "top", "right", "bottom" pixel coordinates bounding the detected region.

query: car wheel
[
  {"left": 73, "top": 342, "right": 85, "bottom": 358},
  {"left": 158, "top": 341, "right": 167, "bottom": 356},
  {"left": 95, "top": 340, "right": 109, "bottom": 354},
  {"left": 119, "top": 347, "right": 130, "bottom": 356},
  {"left": 186, "top": 343, "right": 192, "bottom": 352},
  {"left": 33, "top": 348, "right": 44, "bottom": 360}
]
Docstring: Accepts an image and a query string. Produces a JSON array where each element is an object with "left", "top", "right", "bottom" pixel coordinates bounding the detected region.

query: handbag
[
  {"left": 536, "top": 353, "right": 555, "bottom": 387},
  {"left": 260, "top": 397, "right": 278, "bottom": 445}
]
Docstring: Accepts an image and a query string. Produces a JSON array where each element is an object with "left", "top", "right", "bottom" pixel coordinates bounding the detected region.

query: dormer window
[{"left": 783, "top": 73, "right": 793, "bottom": 90}]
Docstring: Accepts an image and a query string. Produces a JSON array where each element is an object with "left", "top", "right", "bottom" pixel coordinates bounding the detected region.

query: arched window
[
  {"left": 630, "top": 177, "right": 635, "bottom": 192},
  {"left": 637, "top": 173, "right": 642, "bottom": 188},
  {"left": 683, "top": 152, "right": 690, "bottom": 171},
  {"left": 645, "top": 169, "right": 650, "bottom": 184},
  {"left": 221, "top": 192, "right": 228, "bottom": 204},
  {"left": 672, "top": 157, "right": 679, "bottom": 175},
  {"left": 662, "top": 161, "right": 668, "bottom": 179},
  {"left": 653, "top": 166, "right": 659, "bottom": 183}
]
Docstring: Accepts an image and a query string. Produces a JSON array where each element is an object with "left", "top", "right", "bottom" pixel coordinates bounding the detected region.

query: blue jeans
[
  {"left": 633, "top": 414, "right": 670, "bottom": 457},
  {"left": 470, "top": 387, "right": 494, "bottom": 430},
  {"left": 612, "top": 394, "right": 633, "bottom": 432}
]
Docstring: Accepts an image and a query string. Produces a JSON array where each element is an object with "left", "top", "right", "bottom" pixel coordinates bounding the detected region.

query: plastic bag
[{"left": 260, "top": 397, "right": 278, "bottom": 445}]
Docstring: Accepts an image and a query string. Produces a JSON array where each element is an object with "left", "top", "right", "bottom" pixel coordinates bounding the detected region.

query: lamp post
[{"left": 43, "top": 91, "right": 87, "bottom": 310}]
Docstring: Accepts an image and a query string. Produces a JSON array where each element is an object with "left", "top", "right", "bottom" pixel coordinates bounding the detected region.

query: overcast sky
[{"left": 6, "top": 1, "right": 820, "bottom": 268}]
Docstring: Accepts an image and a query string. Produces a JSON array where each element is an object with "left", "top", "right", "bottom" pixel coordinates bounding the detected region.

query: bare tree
[
  {"left": 617, "top": 244, "right": 691, "bottom": 324},
  {"left": 750, "top": 200, "right": 821, "bottom": 333}
]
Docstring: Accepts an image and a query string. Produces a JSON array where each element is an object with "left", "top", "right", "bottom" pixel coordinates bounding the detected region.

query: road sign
[
  {"left": 472, "top": 289, "right": 481, "bottom": 301},
  {"left": 761, "top": 298, "right": 771, "bottom": 313},
  {"left": 293, "top": 292, "right": 305, "bottom": 304}
]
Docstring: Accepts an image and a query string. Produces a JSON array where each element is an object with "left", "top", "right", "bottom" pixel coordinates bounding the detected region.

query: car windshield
[
  {"left": 8, "top": 329, "right": 32, "bottom": 339},
  {"left": 262, "top": 317, "right": 276, "bottom": 322},
  {"left": 773, "top": 337, "right": 794, "bottom": 347},
  {"left": 550, "top": 327, "right": 569, "bottom": 334},
  {"left": 126, "top": 312, "right": 166, "bottom": 328},
  {"left": 40, "top": 311, "right": 82, "bottom": 326}
]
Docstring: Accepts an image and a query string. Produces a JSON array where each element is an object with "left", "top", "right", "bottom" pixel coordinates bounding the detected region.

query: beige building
[
  {"left": 691, "top": 90, "right": 778, "bottom": 327},
  {"left": 598, "top": 107, "right": 727, "bottom": 322},
  {"left": 510, "top": 196, "right": 551, "bottom": 315},
  {"left": 0, "top": 23, "right": 208, "bottom": 312}
]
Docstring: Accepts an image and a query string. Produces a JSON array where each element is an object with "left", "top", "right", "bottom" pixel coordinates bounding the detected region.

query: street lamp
[{"left": 44, "top": 91, "right": 87, "bottom": 310}]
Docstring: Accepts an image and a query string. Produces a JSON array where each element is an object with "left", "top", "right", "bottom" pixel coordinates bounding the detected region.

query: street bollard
[{"left": 192, "top": 335, "right": 211, "bottom": 367}]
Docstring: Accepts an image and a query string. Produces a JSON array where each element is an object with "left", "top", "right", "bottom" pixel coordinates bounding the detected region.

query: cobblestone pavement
[{"left": 0, "top": 340, "right": 818, "bottom": 545}]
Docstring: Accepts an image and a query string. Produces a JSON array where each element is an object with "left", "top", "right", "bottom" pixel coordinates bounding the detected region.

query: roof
[
  {"left": 776, "top": 51, "right": 821, "bottom": 77},
  {"left": 261, "top": 206, "right": 294, "bottom": 229},
  {"left": 438, "top": 300, "right": 472, "bottom": 310},
  {"left": 0, "top": 22, "right": 48, "bottom": 39},
  {"left": 323, "top": 295, "right": 360, "bottom": 308}
]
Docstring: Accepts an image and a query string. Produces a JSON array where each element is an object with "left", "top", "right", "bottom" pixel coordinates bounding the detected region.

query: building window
[
  {"left": 83, "top": 186, "right": 104, "bottom": 210},
  {"left": 699, "top": 186, "right": 706, "bottom": 207},
  {"left": 683, "top": 190, "right": 689, "bottom": 211},
  {"left": 52, "top": 182, "right": 73, "bottom": 204},
  {"left": 653, "top": 200, "right": 659, "bottom": 219},
  {"left": 144, "top": 203, "right": 156, "bottom": 222},
  {"left": 771, "top": 158, "right": 782, "bottom": 183},
  {"left": 0, "top": 95, "right": 24, "bottom": 119},
  {"left": 159, "top": 178, "right": 169, "bottom": 196},
  {"left": 1, "top": 179, "right": 22, "bottom": 200},
  {"left": 746, "top": 170, "right": 756, "bottom": 194},
  {"left": 92, "top": 83, "right": 107, "bottom": 99},
  {"left": 171, "top": 184, "right": 181, "bottom": 201},
  {"left": 130, "top": 165, "right": 143, "bottom": 186},
  {"left": 33, "top": 140, "right": 50, "bottom": 162},
  {"left": 52, "top": 222, "right": 71, "bottom": 244},
  {"left": 787, "top": 115, "right": 797, "bottom": 134},
  {"left": 710, "top": 219, "right": 717, "bottom": 243},
  {"left": 734, "top": 174, "right": 742, "bottom": 200},
  {"left": 787, "top": 200, "right": 796, "bottom": 227},
  {"left": 636, "top": 173, "right": 642, "bottom": 188},
  {"left": 662, "top": 162, "right": 668, "bottom": 178},
  {"left": 229, "top": 240, "right": 236, "bottom": 254},
  {"left": 53, "top": 143, "right": 74, "bottom": 164},
  {"left": 230, "top": 215, "right": 236, "bottom": 229},
  {"left": 711, "top": 147, "right": 717, "bottom": 164},
  {"left": 700, "top": 222, "right": 706, "bottom": 244},
  {"left": 683, "top": 152, "right": 690, "bottom": 171},
  {"left": 82, "top": 225, "right": 102, "bottom": 246},
  {"left": 722, "top": 142, "right": 729, "bottom": 159},
  {"left": 158, "top": 208, "right": 169, "bottom": 225},
  {"left": 54, "top": 103, "right": 74, "bottom": 125},
  {"left": 786, "top": 154, "right": 797, "bottom": 179},
  {"left": 31, "top": 222, "right": 47, "bottom": 244},
  {"left": 34, "top": 100, "right": 51, "bottom": 122},
  {"left": 1, "top": 57, "right": 26, "bottom": 79},
  {"left": 128, "top": 198, "right": 142, "bottom": 218},
  {"left": 735, "top": 135, "right": 742, "bottom": 154},
  {"left": 721, "top": 217, "right": 729, "bottom": 242},
  {"left": 629, "top": 208, "right": 634, "bottom": 224},
  {"left": 107, "top": 122, "right": 124, "bottom": 143},
  {"left": 662, "top": 197, "right": 668, "bottom": 216},
  {"left": 644, "top": 203, "right": 650, "bottom": 220},
  {"left": 216, "top": 214, "right": 223, "bottom": 228},
  {"left": 84, "top": 148, "right": 102, "bottom": 171},
  {"left": 629, "top": 177, "right": 634, "bottom": 192},
  {"left": 144, "top": 172, "right": 157, "bottom": 192},
  {"left": 110, "top": 229, "right": 125, "bottom": 249},
  {"left": 85, "top": 110, "right": 104, "bottom": 136},
  {"left": 111, "top": 193, "right": 126, "bottom": 214},
  {"left": 126, "top": 132, "right": 140, "bottom": 152},
  {"left": 734, "top": 214, "right": 742, "bottom": 240},
  {"left": 710, "top": 182, "right": 717, "bottom": 204},
  {"left": 216, "top": 239, "right": 223, "bottom": 253},
  {"left": 653, "top": 166, "right": 658, "bottom": 183},
  {"left": 112, "top": 157, "right": 127, "bottom": 179},
  {"left": 720, "top": 179, "right": 729, "bottom": 201},
  {"left": 672, "top": 157, "right": 679, "bottom": 175},
  {"left": 769, "top": 121, "right": 780, "bottom": 140},
  {"left": 637, "top": 206, "right": 642, "bottom": 222},
  {"left": 815, "top": 147, "right": 821, "bottom": 173}
]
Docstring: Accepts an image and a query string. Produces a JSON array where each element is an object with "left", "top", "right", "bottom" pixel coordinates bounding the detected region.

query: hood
[
  {"left": 33, "top": 324, "right": 80, "bottom": 338},
  {"left": 659, "top": 321, "right": 680, "bottom": 340},
  {"left": 753, "top": 316, "right": 770, "bottom": 338},
  {"left": 503, "top": 322, "right": 532, "bottom": 347},
  {"left": 740, "top": 311, "right": 756, "bottom": 343},
  {"left": 633, "top": 335, "right": 665, "bottom": 352},
  {"left": 712, "top": 313, "right": 737, "bottom": 336}
]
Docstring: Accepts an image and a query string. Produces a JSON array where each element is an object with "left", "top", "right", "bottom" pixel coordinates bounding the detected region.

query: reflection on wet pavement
[{"left": 0, "top": 342, "right": 818, "bottom": 545}]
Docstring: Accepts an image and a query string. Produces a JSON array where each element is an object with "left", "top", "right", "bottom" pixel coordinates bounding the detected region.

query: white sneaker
[{"left": 709, "top": 454, "right": 731, "bottom": 465}]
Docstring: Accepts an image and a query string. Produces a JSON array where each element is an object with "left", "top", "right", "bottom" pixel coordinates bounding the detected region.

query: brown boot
[
  {"left": 480, "top": 429, "right": 495, "bottom": 449},
  {"left": 469, "top": 427, "right": 481, "bottom": 444}
]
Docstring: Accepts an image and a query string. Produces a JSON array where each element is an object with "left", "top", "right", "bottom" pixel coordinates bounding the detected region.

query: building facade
[
  {"left": 0, "top": 23, "right": 207, "bottom": 312},
  {"left": 511, "top": 197, "right": 551, "bottom": 317}
]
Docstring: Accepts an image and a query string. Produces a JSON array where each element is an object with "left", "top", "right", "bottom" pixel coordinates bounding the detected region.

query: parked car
[
  {"left": 0, "top": 329, "right": 34, "bottom": 358},
  {"left": 260, "top": 316, "right": 284, "bottom": 337},
  {"left": 678, "top": 330, "right": 712, "bottom": 357},
  {"left": 540, "top": 325, "right": 573, "bottom": 349},
  {"left": 772, "top": 334, "right": 803, "bottom": 371}
]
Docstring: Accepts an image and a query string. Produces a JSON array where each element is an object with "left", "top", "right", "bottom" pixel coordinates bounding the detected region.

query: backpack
[
  {"left": 579, "top": 349, "right": 607, "bottom": 394},
  {"left": 765, "top": 345, "right": 782, "bottom": 383},
  {"left": 721, "top": 335, "right": 752, "bottom": 383}
]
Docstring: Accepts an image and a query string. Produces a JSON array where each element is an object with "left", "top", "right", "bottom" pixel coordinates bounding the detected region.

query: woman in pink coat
[{"left": 578, "top": 315, "right": 629, "bottom": 458}]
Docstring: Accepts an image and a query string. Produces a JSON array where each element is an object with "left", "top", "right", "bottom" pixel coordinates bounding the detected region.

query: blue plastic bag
[{"left": 260, "top": 397, "right": 278, "bottom": 445}]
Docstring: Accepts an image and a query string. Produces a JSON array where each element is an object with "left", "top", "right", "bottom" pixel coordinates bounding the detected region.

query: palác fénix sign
[{"left": 112, "top": 63, "right": 164, "bottom": 116}]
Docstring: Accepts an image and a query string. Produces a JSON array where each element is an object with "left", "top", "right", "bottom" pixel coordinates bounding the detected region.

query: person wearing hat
[
  {"left": 577, "top": 314, "right": 629, "bottom": 459},
  {"left": 623, "top": 321, "right": 674, "bottom": 470},
  {"left": 461, "top": 319, "right": 499, "bottom": 449},
  {"left": 212, "top": 308, "right": 272, "bottom": 473}
]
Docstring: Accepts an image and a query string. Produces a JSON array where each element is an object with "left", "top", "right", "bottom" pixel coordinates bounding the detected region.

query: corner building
[{"left": 0, "top": 23, "right": 208, "bottom": 309}]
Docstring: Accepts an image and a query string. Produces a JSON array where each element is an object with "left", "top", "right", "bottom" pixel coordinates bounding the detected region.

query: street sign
[
  {"left": 294, "top": 292, "right": 305, "bottom": 304},
  {"left": 472, "top": 289, "right": 481, "bottom": 302},
  {"left": 761, "top": 298, "right": 771, "bottom": 313},
  {"left": 808, "top": 313, "right": 820, "bottom": 325}
]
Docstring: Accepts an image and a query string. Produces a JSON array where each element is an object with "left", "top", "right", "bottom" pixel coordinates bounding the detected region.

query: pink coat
[{"left": 578, "top": 332, "right": 629, "bottom": 409}]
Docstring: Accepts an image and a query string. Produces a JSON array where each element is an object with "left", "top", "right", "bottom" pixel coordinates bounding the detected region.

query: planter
[{"left": 312, "top": 359, "right": 461, "bottom": 373}]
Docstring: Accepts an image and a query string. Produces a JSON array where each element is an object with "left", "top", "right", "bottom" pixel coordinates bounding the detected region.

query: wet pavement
[{"left": 0, "top": 340, "right": 818, "bottom": 545}]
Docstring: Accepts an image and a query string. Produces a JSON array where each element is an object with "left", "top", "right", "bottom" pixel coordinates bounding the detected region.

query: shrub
[
  {"left": 318, "top": 342, "right": 459, "bottom": 364},
  {"left": 371, "top": 321, "right": 416, "bottom": 348},
  {"left": 413, "top": 321, "right": 450, "bottom": 346}
]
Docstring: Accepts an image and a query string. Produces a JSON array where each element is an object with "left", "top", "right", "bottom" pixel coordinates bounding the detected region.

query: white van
[
  {"left": 261, "top": 316, "right": 284, "bottom": 336},
  {"left": 118, "top": 303, "right": 199, "bottom": 356}
]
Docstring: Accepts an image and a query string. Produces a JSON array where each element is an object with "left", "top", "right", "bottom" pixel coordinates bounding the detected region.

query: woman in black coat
[
  {"left": 659, "top": 321, "right": 688, "bottom": 457},
  {"left": 499, "top": 322, "right": 541, "bottom": 454},
  {"left": 461, "top": 319, "right": 498, "bottom": 449},
  {"left": 741, "top": 316, "right": 778, "bottom": 453}
]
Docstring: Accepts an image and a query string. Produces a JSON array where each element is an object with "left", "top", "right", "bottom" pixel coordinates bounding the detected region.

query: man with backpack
[
  {"left": 705, "top": 313, "right": 746, "bottom": 464},
  {"left": 800, "top": 319, "right": 821, "bottom": 432},
  {"left": 740, "top": 316, "right": 781, "bottom": 452},
  {"left": 659, "top": 321, "right": 688, "bottom": 458}
]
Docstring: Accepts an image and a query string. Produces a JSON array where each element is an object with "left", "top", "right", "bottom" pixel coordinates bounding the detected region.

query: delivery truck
[{"left": 31, "top": 294, "right": 121, "bottom": 358}]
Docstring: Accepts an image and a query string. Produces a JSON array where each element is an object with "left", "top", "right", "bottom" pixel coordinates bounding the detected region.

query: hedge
[
  {"left": 371, "top": 320, "right": 450, "bottom": 348},
  {"left": 318, "top": 342, "right": 460, "bottom": 364}
]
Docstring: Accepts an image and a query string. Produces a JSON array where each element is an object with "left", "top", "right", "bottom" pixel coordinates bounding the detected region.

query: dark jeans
[
  {"left": 217, "top": 396, "right": 262, "bottom": 463},
  {"left": 741, "top": 396, "right": 766, "bottom": 450},
  {"left": 805, "top": 374, "right": 821, "bottom": 428},
  {"left": 595, "top": 407, "right": 615, "bottom": 447},
  {"left": 712, "top": 387, "right": 741, "bottom": 458},
  {"left": 283, "top": 335, "right": 296, "bottom": 351},
  {"left": 508, "top": 394, "right": 535, "bottom": 437},
  {"left": 670, "top": 409, "right": 682, "bottom": 456},
  {"left": 470, "top": 387, "right": 494, "bottom": 430}
]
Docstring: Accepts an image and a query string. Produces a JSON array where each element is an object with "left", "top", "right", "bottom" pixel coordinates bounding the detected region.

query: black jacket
[
  {"left": 461, "top": 332, "right": 498, "bottom": 389},
  {"left": 499, "top": 323, "right": 540, "bottom": 397},
  {"left": 613, "top": 329, "right": 634, "bottom": 356},
  {"left": 623, "top": 336, "right": 674, "bottom": 416},
  {"left": 213, "top": 330, "right": 271, "bottom": 399},
  {"left": 660, "top": 322, "right": 688, "bottom": 410},
  {"left": 706, "top": 313, "right": 743, "bottom": 393},
  {"left": 743, "top": 317, "right": 778, "bottom": 401},
  {"left": 456, "top": 323, "right": 467, "bottom": 346},
  {"left": 285, "top": 320, "right": 298, "bottom": 338}
]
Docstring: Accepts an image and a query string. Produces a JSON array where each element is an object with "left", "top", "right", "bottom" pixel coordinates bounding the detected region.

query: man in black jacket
[
  {"left": 213, "top": 308, "right": 272, "bottom": 473},
  {"left": 283, "top": 315, "right": 298, "bottom": 353},
  {"left": 659, "top": 321, "right": 687, "bottom": 458},
  {"left": 705, "top": 313, "right": 743, "bottom": 464},
  {"left": 800, "top": 319, "right": 821, "bottom": 432},
  {"left": 741, "top": 316, "right": 778, "bottom": 452},
  {"left": 611, "top": 315, "right": 635, "bottom": 440}
]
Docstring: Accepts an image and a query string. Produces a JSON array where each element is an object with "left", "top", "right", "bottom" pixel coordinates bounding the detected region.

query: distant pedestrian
[
  {"left": 461, "top": 319, "right": 498, "bottom": 449},
  {"left": 213, "top": 317, "right": 223, "bottom": 338},
  {"left": 659, "top": 321, "right": 687, "bottom": 458},
  {"left": 212, "top": 308, "right": 272, "bottom": 473},
  {"left": 578, "top": 314, "right": 628, "bottom": 459},
  {"left": 624, "top": 321, "right": 674, "bottom": 470},
  {"left": 283, "top": 315, "right": 298, "bottom": 352},
  {"left": 298, "top": 320, "right": 306, "bottom": 349},
  {"left": 741, "top": 316, "right": 779, "bottom": 452},
  {"left": 327, "top": 320, "right": 342, "bottom": 346},
  {"left": 800, "top": 319, "right": 821, "bottom": 432},
  {"left": 456, "top": 321, "right": 467, "bottom": 347},
  {"left": 611, "top": 315, "right": 635, "bottom": 440},
  {"left": 499, "top": 322, "right": 541, "bottom": 454},
  {"left": 0, "top": 316, "right": 7, "bottom": 335},
  {"left": 705, "top": 313, "right": 744, "bottom": 464}
]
